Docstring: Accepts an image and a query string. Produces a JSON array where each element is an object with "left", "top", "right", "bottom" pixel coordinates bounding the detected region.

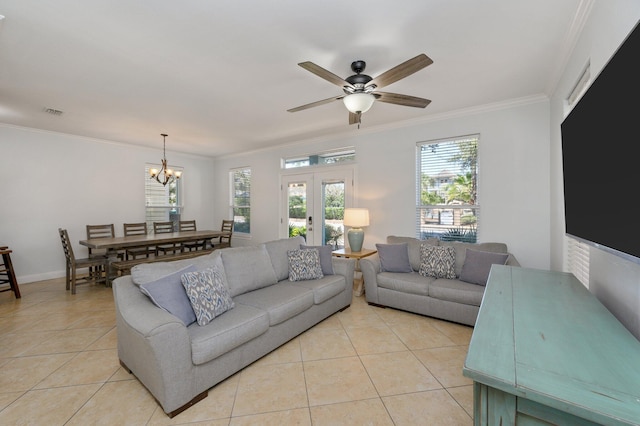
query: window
[
  {"left": 416, "top": 135, "right": 479, "bottom": 242},
  {"left": 145, "top": 164, "right": 182, "bottom": 230},
  {"left": 564, "top": 64, "right": 591, "bottom": 285},
  {"left": 283, "top": 148, "right": 355, "bottom": 169},
  {"left": 230, "top": 167, "right": 251, "bottom": 234}
]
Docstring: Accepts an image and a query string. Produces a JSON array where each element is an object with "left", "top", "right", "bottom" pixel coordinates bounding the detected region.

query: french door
[{"left": 281, "top": 168, "right": 354, "bottom": 246}]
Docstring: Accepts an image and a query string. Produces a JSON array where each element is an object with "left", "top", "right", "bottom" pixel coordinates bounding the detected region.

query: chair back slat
[
  {"left": 124, "top": 223, "right": 148, "bottom": 236},
  {"left": 153, "top": 221, "right": 175, "bottom": 234},
  {"left": 179, "top": 220, "right": 197, "bottom": 232},
  {"left": 86, "top": 224, "right": 115, "bottom": 239},
  {"left": 59, "top": 228, "right": 75, "bottom": 262}
]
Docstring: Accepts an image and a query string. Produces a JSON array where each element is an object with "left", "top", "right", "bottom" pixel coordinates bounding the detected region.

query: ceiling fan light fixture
[{"left": 343, "top": 93, "right": 375, "bottom": 114}]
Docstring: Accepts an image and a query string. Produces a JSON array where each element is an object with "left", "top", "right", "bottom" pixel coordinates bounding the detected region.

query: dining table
[{"left": 79, "top": 230, "right": 231, "bottom": 251}]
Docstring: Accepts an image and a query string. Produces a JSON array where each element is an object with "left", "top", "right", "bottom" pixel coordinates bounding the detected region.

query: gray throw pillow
[
  {"left": 376, "top": 243, "right": 413, "bottom": 273},
  {"left": 139, "top": 264, "right": 197, "bottom": 326},
  {"left": 300, "top": 244, "right": 334, "bottom": 275},
  {"left": 288, "top": 249, "right": 324, "bottom": 281},
  {"left": 459, "top": 249, "right": 510, "bottom": 286},
  {"left": 419, "top": 245, "right": 456, "bottom": 279},
  {"left": 181, "top": 257, "right": 235, "bottom": 326}
]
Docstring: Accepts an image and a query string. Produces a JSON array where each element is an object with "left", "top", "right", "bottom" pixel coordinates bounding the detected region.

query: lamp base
[{"left": 347, "top": 228, "right": 364, "bottom": 252}]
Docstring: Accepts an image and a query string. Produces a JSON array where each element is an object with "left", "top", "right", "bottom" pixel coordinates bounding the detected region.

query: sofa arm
[
  {"left": 331, "top": 257, "right": 356, "bottom": 289},
  {"left": 360, "top": 254, "right": 381, "bottom": 304},
  {"left": 506, "top": 253, "right": 520, "bottom": 267},
  {"left": 112, "top": 276, "right": 197, "bottom": 414}
]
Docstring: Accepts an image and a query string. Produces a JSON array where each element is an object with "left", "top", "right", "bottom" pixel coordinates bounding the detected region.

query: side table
[{"left": 331, "top": 248, "right": 377, "bottom": 296}]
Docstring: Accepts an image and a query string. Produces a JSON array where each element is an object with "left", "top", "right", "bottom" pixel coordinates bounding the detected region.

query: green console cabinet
[{"left": 463, "top": 266, "right": 640, "bottom": 425}]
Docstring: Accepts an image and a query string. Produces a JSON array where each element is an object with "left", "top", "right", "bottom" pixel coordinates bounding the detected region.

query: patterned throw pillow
[
  {"left": 181, "top": 262, "right": 235, "bottom": 326},
  {"left": 288, "top": 249, "right": 324, "bottom": 281},
  {"left": 419, "top": 245, "right": 456, "bottom": 279}
]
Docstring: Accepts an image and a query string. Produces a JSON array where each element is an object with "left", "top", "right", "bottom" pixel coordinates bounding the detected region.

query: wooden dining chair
[
  {"left": 179, "top": 220, "right": 206, "bottom": 252},
  {"left": 123, "top": 223, "right": 155, "bottom": 260},
  {"left": 86, "top": 224, "right": 117, "bottom": 276},
  {"left": 153, "top": 221, "right": 180, "bottom": 256},
  {"left": 0, "top": 246, "right": 21, "bottom": 299},
  {"left": 213, "top": 219, "right": 234, "bottom": 249},
  {"left": 59, "top": 228, "right": 110, "bottom": 294}
]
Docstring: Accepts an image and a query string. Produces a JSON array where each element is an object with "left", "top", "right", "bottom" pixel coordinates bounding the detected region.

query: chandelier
[{"left": 149, "top": 133, "right": 182, "bottom": 186}]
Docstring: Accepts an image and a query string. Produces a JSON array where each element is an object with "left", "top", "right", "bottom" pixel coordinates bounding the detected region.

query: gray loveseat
[
  {"left": 112, "top": 236, "right": 355, "bottom": 417},
  {"left": 360, "top": 236, "right": 519, "bottom": 326}
]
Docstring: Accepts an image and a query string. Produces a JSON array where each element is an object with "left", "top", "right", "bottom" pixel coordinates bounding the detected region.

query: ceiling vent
[{"left": 43, "top": 107, "right": 64, "bottom": 116}]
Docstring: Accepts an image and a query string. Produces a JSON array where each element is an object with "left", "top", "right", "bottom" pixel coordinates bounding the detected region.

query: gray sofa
[
  {"left": 360, "top": 236, "right": 519, "bottom": 326},
  {"left": 112, "top": 236, "right": 355, "bottom": 417}
]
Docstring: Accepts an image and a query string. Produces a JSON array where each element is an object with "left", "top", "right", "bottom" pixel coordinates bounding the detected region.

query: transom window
[
  {"left": 416, "top": 135, "right": 479, "bottom": 242},
  {"left": 283, "top": 148, "right": 355, "bottom": 169}
]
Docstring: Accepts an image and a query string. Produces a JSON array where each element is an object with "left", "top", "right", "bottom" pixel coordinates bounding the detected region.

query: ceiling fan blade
[
  {"left": 374, "top": 92, "right": 431, "bottom": 108},
  {"left": 369, "top": 54, "right": 433, "bottom": 89},
  {"left": 349, "top": 112, "right": 360, "bottom": 125},
  {"left": 298, "top": 62, "right": 353, "bottom": 88},
  {"left": 287, "top": 95, "right": 344, "bottom": 112}
]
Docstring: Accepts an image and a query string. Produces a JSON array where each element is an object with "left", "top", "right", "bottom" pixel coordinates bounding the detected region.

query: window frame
[
  {"left": 229, "top": 167, "right": 251, "bottom": 235},
  {"left": 144, "top": 163, "right": 183, "bottom": 230},
  {"left": 416, "top": 135, "right": 479, "bottom": 242}
]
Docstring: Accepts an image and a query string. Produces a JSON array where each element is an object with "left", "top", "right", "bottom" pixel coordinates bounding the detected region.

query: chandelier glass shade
[
  {"left": 149, "top": 133, "right": 182, "bottom": 186},
  {"left": 343, "top": 93, "right": 375, "bottom": 114}
]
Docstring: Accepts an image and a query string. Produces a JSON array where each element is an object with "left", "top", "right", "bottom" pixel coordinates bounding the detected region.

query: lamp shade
[
  {"left": 344, "top": 208, "right": 370, "bottom": 227},
  {"left": 343, "top": 93, "right": 375, "bottom": 114}
]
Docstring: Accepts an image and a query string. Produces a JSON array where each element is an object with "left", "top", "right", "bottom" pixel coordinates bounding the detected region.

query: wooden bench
[{"left": 110, "top": 249, "right": 215, "bottom": 276}]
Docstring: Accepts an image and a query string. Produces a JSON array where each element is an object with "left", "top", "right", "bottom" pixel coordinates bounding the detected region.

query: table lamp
[{"left": 344, "top": 208, "right": 370, "bottom": 252}]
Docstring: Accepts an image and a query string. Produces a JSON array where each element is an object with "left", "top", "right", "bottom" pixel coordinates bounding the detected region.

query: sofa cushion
[
  {"left": 234, "top": 282, "right": 314, "bottom": 326},
  {"left": 288, "top": 249, "right": 324, "bottom": 281},
  {"left": 377, "top": 271, "right": 432, "bottom": 296},
  {"left": 300, "top": 244, "right": 334, "bottom": 275},
  {"left": 221, "top": 244, "right": 278, "bottom": 297},
  {"left": 419, "top": 245, "right": 456, "bottom": 279},
  {"left": 181, "top": 260, "right": 235, "bottom": 326},
  {"left": 428, "top": 278, "right": 485, "bottom": 306},
  {"left": 131, "top": 251, "right": 220, "bottom": 285},
  {"left": 138, "top": 264, "right": 198, "bottom": 326},
  {"left": 439, "top": 241, "right": 508, "bottom": 277},
  {"left": 294, "top": 274, "right": 346, "bottom": 304},
  {"left": 188, "top": 303, "right": 269, "bottom": 365},
  {"left": 264, "top": 236, "right": 306, "bottom": 281},
  {"left": 376, "top": 243, "right": 413, "bottom": 273},
  {"left": 459, "top": 249, "right": 510, "bottom": 286},
  {"left": 387, "top": 236, "right": 439, "bottom": 271}
]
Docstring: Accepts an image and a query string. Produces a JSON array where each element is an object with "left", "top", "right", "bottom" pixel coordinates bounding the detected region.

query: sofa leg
[
  {"left": 119, "top": 359, "right": 132, "bottom": 374},
  {"left": 167, "top": 390, "right": 208, "bottom": 418}
]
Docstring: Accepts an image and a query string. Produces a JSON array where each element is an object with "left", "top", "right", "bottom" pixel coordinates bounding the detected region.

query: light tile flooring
[{"left": 0, "top": 278, "right": 475, "bottom": 425}]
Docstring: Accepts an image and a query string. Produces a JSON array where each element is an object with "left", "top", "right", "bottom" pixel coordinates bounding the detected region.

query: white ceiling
[{"left": 0, "top": 0, "right": 585, "bottom": 157}]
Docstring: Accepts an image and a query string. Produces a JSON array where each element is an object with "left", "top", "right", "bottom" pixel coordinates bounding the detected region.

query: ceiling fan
[{"left": 287, "top": 53, "right": 433, "bottom": 127}]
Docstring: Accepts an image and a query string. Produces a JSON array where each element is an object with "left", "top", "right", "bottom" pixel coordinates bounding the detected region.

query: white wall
[
  {"left": 1, "top": 125, "right": 216, "bottom": 283},
  {"left": 214, "top": 98, "right": 551, "bottom": 271},
  {"left": 550, "top": 1, "right": 640, "bottom": 338}
]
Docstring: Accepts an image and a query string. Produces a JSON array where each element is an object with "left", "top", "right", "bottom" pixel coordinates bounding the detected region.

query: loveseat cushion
[
  {"left": 439, "top": 241, "right": 508, "bottom": 277},
  {"left": 264, "top": 236, "right": 306, "bottom": 281},
  {"left": 300, "top": 244, "right": 334, "bottom": 275},
  {"left": 288, "top": 248, "right": 324, "bottom": 281},
  {"left": 293, "top": 274, "right": 346, "bottom": 304},
  {"left": 459, "top": 249, "right": 509, "bottom": 286},
  {"left": 387, "top": 236, "right": 439, "bottom": 271},
  {"left": 377, "top": 271, "right": 433, "bottom": 296},
  {"left": 221, "top": 244, "right": 278, "bottom": 297},
  {"left": 428, "top": 278, "right": 485, "bottom": 306},
  {"left": 188, "top": 303, "right": 269, "bottom": 365},
  {"left": 376, "top": 243, "right": 413, "bottom": 272},
  {"left": 234, "top": 282, "right": 314, "bottom": 326},
  {"left": 138, "top": 264, "right": 198, "bottom": 326}
]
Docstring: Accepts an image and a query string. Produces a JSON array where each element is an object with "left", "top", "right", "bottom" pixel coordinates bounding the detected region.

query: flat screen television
[{"left": 561, "top": 20, "right": 640, "bottom": 263}]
